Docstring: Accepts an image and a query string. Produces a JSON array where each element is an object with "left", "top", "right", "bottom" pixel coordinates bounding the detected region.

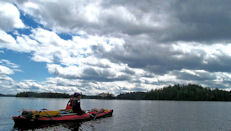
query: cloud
[
  {"left": 0, "top": 59, "right": 19, "bottom": 69},
  {"left": 93, "top": 41, "right": 231, "bottom": 75},
  {"left": 1, "top": 0, "right": 231, "bottom": 95},
  {"left": 165, "top": 0, "right": 231, "bottom": 42},
  {"left": 24, "top": 28, "right": 123, "bottom": 65},
  {"left": 0, "top": 1, "right": 24, "bottom": 31},
  {"left": 0, "top": 75, "right": 79, "bottom": 94},
  {"left": 0, "top": 75, "right": 15, "bottom": 94},
  {"left": 0, "top": 29, "right": 17, "bottom": 47},
  {"left": 15, "top": 0, "right": 231, "bottom": 43},
  {"left": 0, "top": 59, "right": 21, "bottom": 75},
  {"left": 0, "top": 65, "right": 14, "bottom": 75},
  {"left": 14, "top": 0, "right": 167, "bottom": 36},
  {"left": 16, "top": 0, "right": 146, "bottom": 33},
  {"left": 0, "top": 29, "right": 38, "bottom": 53},
  {"left": 47, "top": 63, "right": 131, "bottom": 82},
  {"left": 172, "top": 69, "right": 217, "bottom": 81}
]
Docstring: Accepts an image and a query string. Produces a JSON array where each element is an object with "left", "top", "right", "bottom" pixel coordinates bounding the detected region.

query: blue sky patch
[
  {"left": 20, "top": 10, "right": 41, "bottom": 28},
  {"left": 0, "top": 49, "right": 50, "bottom": 82},
  {"left": 57, "top": 33, "right": 73, "bottom": 40}
]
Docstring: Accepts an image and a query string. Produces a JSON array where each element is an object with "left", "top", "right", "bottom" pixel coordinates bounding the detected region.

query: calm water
[{"left": 0, "top": 97, "right": 231, "bottom": 131}]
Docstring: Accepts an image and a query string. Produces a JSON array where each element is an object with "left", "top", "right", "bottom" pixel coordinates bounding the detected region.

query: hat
[{"left": 74, "top": 92, "right": 81, "bottom": 97}]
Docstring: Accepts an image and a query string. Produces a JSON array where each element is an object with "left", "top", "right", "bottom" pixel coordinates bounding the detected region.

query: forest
[
  {"left": 15, "top": 84, "right": 231, "bottom": 101},
  {"left": 0, "top": 93, "right": 15, "bottom": 97},
  {"left": 144, "top": 84, "right": 231, "bottom": 101},
  {"left": 16, "top": 92, "right": 70, "bottom": 98}
]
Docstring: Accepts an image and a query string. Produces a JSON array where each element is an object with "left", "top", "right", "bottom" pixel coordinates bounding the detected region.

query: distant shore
[
  {"left": 0, "top": 94, "right": 15, "bottom": 97},
  {"left": 2, "top": 84, "right": 231, "bottom": 101}
]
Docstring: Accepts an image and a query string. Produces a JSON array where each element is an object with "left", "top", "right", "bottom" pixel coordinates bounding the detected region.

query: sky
[{"left": 1, "top": 0, "right": 231, "bottom": 95}]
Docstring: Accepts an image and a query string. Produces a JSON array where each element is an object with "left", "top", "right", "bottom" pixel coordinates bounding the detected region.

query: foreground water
[{"left": 0, "top": 97, "right": 231, "bottom": 131}]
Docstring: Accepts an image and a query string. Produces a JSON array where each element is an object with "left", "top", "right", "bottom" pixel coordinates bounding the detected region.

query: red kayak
[
  {"left": 13, "top": 108, "right": 113, "bottom": 126},
  {"left": 13, "top": 97, "right": 113, "bottom": 129}
]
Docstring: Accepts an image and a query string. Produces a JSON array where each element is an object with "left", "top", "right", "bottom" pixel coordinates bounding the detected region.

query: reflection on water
[
  {"left": 13, "top": 121, "right": 82, "bottom": 131},
  {"left": 12, "top": 119, "right": 108, "bottom": 131}
]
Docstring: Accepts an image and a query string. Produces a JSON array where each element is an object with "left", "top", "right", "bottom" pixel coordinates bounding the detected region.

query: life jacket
[{"left": 65, "top": 97, "right": 74, "bottom": 110}]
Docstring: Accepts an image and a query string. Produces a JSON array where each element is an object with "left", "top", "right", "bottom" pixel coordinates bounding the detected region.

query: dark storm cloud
[
  {"left": 81, "top": 68, "right": 130, "bottom": 82},
  {"left": 162, "top": 0, "right": 231, "bottom": 42},
  {"left": 49, "top": 65, "right": 131, "bottom": 82},
  {"left": 204, "top": 55, "right": 231, "bottom": 72},
  {"left": 93, "top": 42, "right": 202, "bottom": 74},
  {"left": 172, "top": 71, "right": 217, "bottom": 81},
  {"left": 16, "top": 0, "right": 231, "bottom": 43},
  {"left": 101, "top": 0, "right": 231, "bottom": 43},
  {"left": 93, "top": 41, "right": 231, "bottom": 75}
]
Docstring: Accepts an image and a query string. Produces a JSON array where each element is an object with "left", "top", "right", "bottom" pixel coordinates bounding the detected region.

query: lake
[{"left": 0, "top": 97, "right": 231, "bottom": 131}]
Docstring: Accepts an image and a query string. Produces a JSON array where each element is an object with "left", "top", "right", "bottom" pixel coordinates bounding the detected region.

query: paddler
[{"left": 72, "top": 92, "right": 85, "bottom": 115}]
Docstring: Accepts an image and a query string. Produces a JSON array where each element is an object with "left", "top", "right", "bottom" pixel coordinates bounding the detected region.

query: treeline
[
  {"left": 117, "top": 92, "right": 146, "bottom": 100},
  {"left": 15, "top": 84, "right": 231, "bottom": 101},
  {"left": 16, "top": 92, "right": 115, "bottom": 99},
  {"left": 120, "top": 84, "right": 231, "bottom": 101},
  {"left": 81, "top": 84, "right": 231, "bottom": 101},
  {"left": 82, "top": 94, "right": 115, "bottom": 99},
  {"left": 16, "top": 92, "right": 70, "bottom": 98},
  {"left": 0, "top": 93, "right": 15, "bottom": 97}
]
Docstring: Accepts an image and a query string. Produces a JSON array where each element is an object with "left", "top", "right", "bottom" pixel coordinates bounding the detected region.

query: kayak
[{"left": 13, "top": 108, "right": 113, "bottom": 127}]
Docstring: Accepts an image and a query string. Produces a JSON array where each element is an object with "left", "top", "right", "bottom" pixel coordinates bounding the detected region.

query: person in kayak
[{"left": 72, "top": 92, "right": 85, "bottom": 115}]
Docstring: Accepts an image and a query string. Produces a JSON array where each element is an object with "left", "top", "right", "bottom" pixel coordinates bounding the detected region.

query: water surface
[{"left": 0, "top": 97, "right": 231, "bottom": 131}]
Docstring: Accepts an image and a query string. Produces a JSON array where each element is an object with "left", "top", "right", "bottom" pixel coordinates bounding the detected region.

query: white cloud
[
  {"left": 0, "top": 59, "right": 22, "bottom": 76},
  {"left": 0, "top": 59, "right": 19, "bottom": 69},
  {"left": 0, "top": 59, "right": 22, "bottom": 93},
  {"left": 0, "top": 29, "right": 17, "bottom": 46},
  {"left": 23, "top": 28, "right": 124, "bottom": 66},
  {"left": 0, "top": 29, "right": 38, "bottom": 53},
  {"left": 47, "top": 64, "right": 81, "bottom": 78},
  {"left": 0, "top": 1, "right": 24, "bottom": 31},
  {"left": 0, "top": 65, "right": 14, "bottom": 75},
  {"left": 172, "top": 42, "right": 231, "bottom": 58},
  {"left": 0, "top": 75, "right": 15, "bottom": 93}
]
